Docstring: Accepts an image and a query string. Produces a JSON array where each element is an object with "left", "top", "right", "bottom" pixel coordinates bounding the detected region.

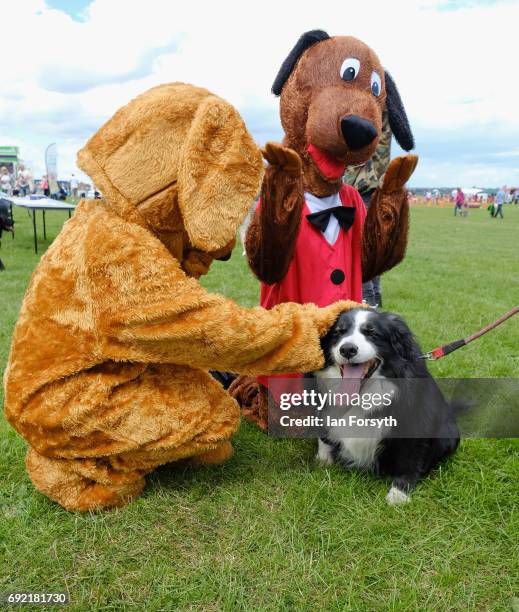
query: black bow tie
[{"left": 306, "top": 206, "right": 355, "bottom": 234}]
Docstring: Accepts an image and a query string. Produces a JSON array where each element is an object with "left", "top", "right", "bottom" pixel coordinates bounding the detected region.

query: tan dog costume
[{"left": 4, "top": 83, "right": 354, "bottom": 511}]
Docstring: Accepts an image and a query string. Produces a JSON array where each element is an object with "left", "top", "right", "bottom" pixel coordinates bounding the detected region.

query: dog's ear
[
  {"left": 272, "top": 30, "right": 330, "bottom": 96},
  {"left": 386, "top": 313, "right": 419, "bottom": 361},
  {"left": 384, "top": 71, "right": 414, "bottom": 151}
]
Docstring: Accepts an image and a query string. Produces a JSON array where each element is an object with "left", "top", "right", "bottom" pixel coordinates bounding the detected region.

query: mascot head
[
  {"left": 78, "top": 83, "right": 263, "bottom": 276},
  {"left": 272, "top": 30, "right": 414, "bottom": 194}
]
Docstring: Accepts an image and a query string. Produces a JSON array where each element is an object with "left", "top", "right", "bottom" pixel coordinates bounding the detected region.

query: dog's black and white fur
[{"left": 314, "top": 308, "right": 461, "bottom": 504}]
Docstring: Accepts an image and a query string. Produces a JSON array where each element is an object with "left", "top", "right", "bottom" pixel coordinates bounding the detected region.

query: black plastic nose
[
  {"left": 339, "top": 342, "right": 358, "bottom": 359},
  {"left": 341, "top": 115, "right": 377, "bottom": 150}
]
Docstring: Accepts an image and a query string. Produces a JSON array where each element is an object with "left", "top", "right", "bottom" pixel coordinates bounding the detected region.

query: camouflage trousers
[{"left": 360, "top": 188, "right": 382, "bottom": 308}]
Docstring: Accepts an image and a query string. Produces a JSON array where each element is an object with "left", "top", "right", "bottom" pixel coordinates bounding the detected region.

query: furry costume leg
[
  {"left": 26, "top": 439, "right": 235, "bottom": 513},
  {"left": 26, "top": 439, "right": 233, "bottom": 511},
  {"left": 26, "top": 448, "right": 146, "bottom": 512},
  {"left": 188, "top": 440, "right": 234, "bottom": 466},
  {"left": 23, "top": 365, "right": 240, "bottom": 511}
]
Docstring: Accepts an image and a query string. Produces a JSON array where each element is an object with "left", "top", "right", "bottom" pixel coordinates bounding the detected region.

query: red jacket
[{"left": 258, "top": 183, "right": 366, "bottom": 386}]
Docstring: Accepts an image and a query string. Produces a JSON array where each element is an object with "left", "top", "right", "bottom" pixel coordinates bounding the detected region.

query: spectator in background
[
  {"left": 454, "top": 187, "right": 464, "bottom": 216},
  {"left": 343, "top": 109, "right": 392, "bottom": 308},
  {"left": 494, "top": 186, "right": 506, "bottom": 218},
  {"left": 0, "top": 167, "right": 12, "bottom": 196},
  {"left": 17, "top": 164, "right": 31, "bottom": 196},
  {"left": 41, "top": 174, "right": 50, "bottom": 197},
  {"left": 70, "top": 173, "right": 79, "bottom": 199}
]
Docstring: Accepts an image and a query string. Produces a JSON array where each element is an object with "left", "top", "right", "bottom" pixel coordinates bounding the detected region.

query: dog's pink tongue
[{"left": 339, "top": 364, "right": 364, "bottom": 395}]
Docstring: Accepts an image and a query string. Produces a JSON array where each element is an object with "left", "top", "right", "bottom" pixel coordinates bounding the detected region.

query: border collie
[{"left": 314, "top": 308, "right": 462, "bottom": 504}]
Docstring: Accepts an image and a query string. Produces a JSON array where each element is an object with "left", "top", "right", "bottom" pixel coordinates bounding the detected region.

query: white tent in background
[
  {"left": 461, "top": 187, "right": 485, "bottom": 196},
  {"left": 459, "top": 187, "right": 489, "bottom": 204}
]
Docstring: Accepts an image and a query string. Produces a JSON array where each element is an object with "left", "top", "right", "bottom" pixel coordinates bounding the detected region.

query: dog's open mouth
[
  {"left": 340, "top": 358, "right": 380, "bottom": 380},
  {"left": 329, "top": 358, "right": 380, "bottom": 397},
  {"left": 306, "top": 144, "right": 346, "bottom": 181}
]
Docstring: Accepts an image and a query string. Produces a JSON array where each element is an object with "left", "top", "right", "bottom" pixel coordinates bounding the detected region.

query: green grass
[{"left": 1, "top": 204, "right": 518, "bottom": 611}]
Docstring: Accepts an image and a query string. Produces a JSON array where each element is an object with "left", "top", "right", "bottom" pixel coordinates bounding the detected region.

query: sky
[{"left": 2, "top": 0, "right": 519, "bottom": 188}]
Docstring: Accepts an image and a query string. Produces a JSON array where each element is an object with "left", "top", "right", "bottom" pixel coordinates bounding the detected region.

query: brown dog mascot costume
[
  {"left": 3, "top": 83, "right": 357, "bottom": 512},
  {"left": 230, "top": 31, "right": 418, "bottom": 429}
]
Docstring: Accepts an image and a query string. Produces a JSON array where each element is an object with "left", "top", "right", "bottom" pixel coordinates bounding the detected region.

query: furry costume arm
[
  {"left": 92, "top": 219, "right": 353, "bottom": 376},
  {"left": 361, "top": 155, "right": 418, "bottom": 281},
  {"left": 245, "top": 143, "right": 304, "bottom": 284}
]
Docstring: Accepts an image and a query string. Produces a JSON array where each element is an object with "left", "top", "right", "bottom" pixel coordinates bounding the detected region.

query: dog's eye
[
  {"left": 363, "top": 326, "right": 375, "bottom": 336},
  {"left": 371, "top": 72, "right": 381, "bottom": 96},
  {"left": 340, "top": 58, "right": 360, "bottom": 82}
]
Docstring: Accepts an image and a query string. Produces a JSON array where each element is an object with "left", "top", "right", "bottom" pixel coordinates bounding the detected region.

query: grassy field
[{"left": 0, "top": 203, "right": 518, "bottom": 611}]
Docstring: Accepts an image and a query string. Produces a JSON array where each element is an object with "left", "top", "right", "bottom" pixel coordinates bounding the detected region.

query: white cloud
[{"left": 2, "top": 0, "right": 519, "bottom": 186}]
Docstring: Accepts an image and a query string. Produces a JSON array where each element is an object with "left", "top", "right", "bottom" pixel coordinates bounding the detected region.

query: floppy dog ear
[
  {"left": 272, "top": 30, "right": 330, "bottom": 96},
  {"left": 384, "top": 71, "right": 414, "bottom": 151},
  {"left": 387, "top": 314, "right": 420, "bottom": 361},
  {"left": 179, "top": 95, "right": 264, "bottom": 252}
]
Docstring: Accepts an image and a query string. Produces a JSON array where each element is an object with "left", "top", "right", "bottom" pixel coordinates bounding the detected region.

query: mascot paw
[
  {"left": 380, "top": 154, "right": 418, "bottom": 194},
  {"left": 229, "top": 375, "right": 269, "bottom": 431},
  {"left": 262, "top": 142, "right": 302, "bottom": 177},
  {"left": 189, "top": 441, "right": 234, "bottom": 466}
]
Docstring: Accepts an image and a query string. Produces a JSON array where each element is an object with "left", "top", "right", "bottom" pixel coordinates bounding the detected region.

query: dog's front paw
[
  {"left": 315, "top": 453, "right": 334, "bottom": 466},
  {"left": 316, "top": 440, "right": 334, "bottom": 466},
  {"left": 386, "top": 486, "right": 410, "bottom": 505}
]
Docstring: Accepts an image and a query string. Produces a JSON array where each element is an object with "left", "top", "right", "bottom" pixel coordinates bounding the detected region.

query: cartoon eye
[
  {"left": 371, "top": 71, "right": 381, "bottom": 96},
  {"left": 340, "top": 58, "right": 360, "bottom": 81}
]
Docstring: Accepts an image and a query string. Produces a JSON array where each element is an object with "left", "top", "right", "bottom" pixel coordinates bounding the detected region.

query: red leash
[{"left": 420, "top": 305, "right": 519, "bottom": 361}]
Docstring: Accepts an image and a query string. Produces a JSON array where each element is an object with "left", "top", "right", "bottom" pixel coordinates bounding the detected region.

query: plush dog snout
[
  {"left": 339, "top": 342, "right": 358, "bottom": 359},
  {"left": 340, "top": 115, "right": 377, "bottom": 150}
]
